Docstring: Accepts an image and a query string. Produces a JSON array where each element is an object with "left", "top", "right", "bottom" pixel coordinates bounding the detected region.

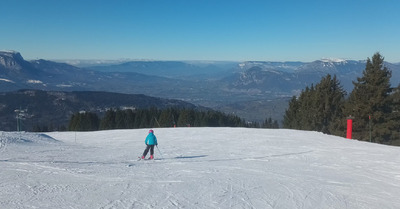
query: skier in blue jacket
[{"left": 141, "top": 129, "right": 158, "bottom": 160}]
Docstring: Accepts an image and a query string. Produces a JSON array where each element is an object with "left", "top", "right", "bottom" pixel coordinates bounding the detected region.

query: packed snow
[{"left": 1, "top": 128, "right": 400, "bottom": 209}]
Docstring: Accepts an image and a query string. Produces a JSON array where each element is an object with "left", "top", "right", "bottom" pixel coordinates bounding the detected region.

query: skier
[{"left": 141, "top": 129, "right": 158, "bottom": 160}]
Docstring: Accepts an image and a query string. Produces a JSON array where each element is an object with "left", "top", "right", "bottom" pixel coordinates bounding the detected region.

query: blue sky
[{"left": 1, "top": 0, "right": 399, "bottom": 62}]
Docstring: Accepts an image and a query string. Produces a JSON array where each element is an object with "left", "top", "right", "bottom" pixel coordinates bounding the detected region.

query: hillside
[
  {"left": 2, "top": 50, "right": 400, "bottom": 123},
  {"left": 1, "top": 128, "right": 399, "bottom": 208},
  {"left": 0, "top": 90, "right": 200, "bottom": 131}
]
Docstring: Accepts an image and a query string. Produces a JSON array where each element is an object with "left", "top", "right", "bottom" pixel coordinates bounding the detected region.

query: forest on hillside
[
  {"left": 283, "top": 53, "right": 400, "bottom": 146},
  {"left": 68, "top": 107, "right": 279, "bottom": 131}
]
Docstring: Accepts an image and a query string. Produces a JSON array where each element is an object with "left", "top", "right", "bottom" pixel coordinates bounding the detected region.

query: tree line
[
  {"left": 68, "top": 107, "right": 279, "bottom": 131},
  {"left": 283, "top": 53, "right": 400, "bottom": 146}
]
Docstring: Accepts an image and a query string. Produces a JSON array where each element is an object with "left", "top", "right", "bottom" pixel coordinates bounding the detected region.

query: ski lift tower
[{"left": 15, "top": 107, "right": 27, "bottom": 132}]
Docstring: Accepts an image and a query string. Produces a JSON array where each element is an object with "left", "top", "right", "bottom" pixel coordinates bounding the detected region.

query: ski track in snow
[{"left": 1, "top": 128, "right": 400, "bottom": 209}]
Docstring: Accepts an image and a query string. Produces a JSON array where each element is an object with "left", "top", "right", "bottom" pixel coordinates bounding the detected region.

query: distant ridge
[
  {"left": 0, "top": 89, "right": 203, "bottom": 131},
  {"left": 2, "top": 50, "right": 400, "bottom": 123}
]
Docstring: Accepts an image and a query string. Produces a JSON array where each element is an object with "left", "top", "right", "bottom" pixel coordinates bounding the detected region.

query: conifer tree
[
  {"left": 314, "top": 75, "right": 346, "bottom": 134},
  {"left": 100, "top": 109, "right": 116, "bottom": 130},
  {"left": 83, "top": 112, "right": 100, "bottom": 131},
  {"left": 68, "top": 112, "right": 99, "bottom": 131},
  {"left": 283, "top": 96, "right": 300, "bottom": 129},
  {"left": 299, "top": 85, "right": 316, "bottom": 130},
  {"left": 283, "top": 74, "right": 345, "bottom": 134},
  {"left": 177, "top": 109, "right": 194, "bottom": 127},
  {"left": 115, "top": 109, "right": 126, "bottom": 129},
  {"left": 125, "top": 109, "right": 136, "bottom": 128},
  {"left": 263, "top": 117, "right": 279, "bottom": 129},
  {"left": 138, "top": 110, "right": 150, "bottom": 128},
  {"left": 68, "top": 113, "right": 79, "bottom": 131},
  {"left": 158, "top": 108, "right": 174, "bottom": 127},
  {"left": 389, "top": 84, "right": 400, "bottom": 145},
  {"left": 344, "top": 52, "right": 392, "bottom": 143}
]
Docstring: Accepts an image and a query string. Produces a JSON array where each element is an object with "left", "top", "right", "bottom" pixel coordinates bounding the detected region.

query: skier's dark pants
[{"left": 143, "top": 145, "right": 155, "bottom": 157}]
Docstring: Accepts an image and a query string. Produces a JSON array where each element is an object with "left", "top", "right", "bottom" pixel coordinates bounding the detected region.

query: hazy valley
[{"left": 1, "top": 50, "right": 400, "bottom": 130}]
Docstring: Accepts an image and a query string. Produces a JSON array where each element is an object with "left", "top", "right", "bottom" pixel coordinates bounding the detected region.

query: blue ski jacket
[{"left": 145, "top": 133, "right": 158, "bottom": 145}]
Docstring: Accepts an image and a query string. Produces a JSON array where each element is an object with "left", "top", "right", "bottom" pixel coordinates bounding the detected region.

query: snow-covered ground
[{"left": 1, "top": 128, "right": 400, "bottom": 209}]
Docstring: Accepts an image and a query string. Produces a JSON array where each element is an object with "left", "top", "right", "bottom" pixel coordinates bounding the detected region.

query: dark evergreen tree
[
  {"left": 204, "top": 111, "right": 219, "bottom": 127},
  {"left": 67, "top": 107, "right": 249, "bottom": 131},
  {"left": 315, "top": 75, "right": 346, "bottom": 134},
  {"left": 115, "top": 109, "right": 127, "bottom": 129},
  {"left": 68, "top": 112, "right": 99, "bottom": 131},
  {"left": 138, "top": 110, "right": 151, "bottom": 128},
  {"left": 158, "top": 109, "right": 173, "bottom": 127},
  {"left": 125, "top": 109, "right": 136, "bottom": 129},
  {"left": 100, "top": 109, "right": 116, "bottom": 130},
  {"left": 300, "top": 85, "right": 316, "bottom": 130},
  {"left": 33, "top": 124, "right": 49, "bottom": 132},
  {"left": 344, "top": 52, "right": 392, "bottom": 143},
  {"left": 177, "top": 109, "right": 195, "bottom": 127},
  {"left": 389, "top": 84, "right": 400, "bottom": 145},
  {"left": 283, "top": 96, "right": 300, "bottom": 129},
  {"left": 84, "top": 112, "right": 100, "bottom": 131},
  {"left": 283, "top": 74, "right": 345, "bottom": 134},
  {"left": 263, "top": 117, "right": 279, "bottom": 129},
  {"left": 68, "top": 113, "right": 79, "bottom": 131}
]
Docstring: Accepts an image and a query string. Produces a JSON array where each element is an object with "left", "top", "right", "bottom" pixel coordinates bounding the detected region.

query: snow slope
[{"left": 1, "top": 128, "right": 400, "bottom": 209}]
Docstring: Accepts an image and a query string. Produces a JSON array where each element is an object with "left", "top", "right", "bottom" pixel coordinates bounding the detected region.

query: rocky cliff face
[{"left": 0, "top": 51, "right": 25, "bottom": 69}]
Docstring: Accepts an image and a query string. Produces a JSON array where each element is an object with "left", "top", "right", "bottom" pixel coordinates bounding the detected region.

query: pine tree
[
  {"left": 114, "top": 109, "right": 125, "bottom": 129},
  {"left": 314, "top": 75, "right": 346, "bottom": 134},
  {"left": 263, "top": 117, "right": 279, "bottom": 129},
  {"left": 125, "top": 109, "right": 136, "bottom": 128},
  {"left": 100, "top": 109, "right": 116, "bottom": 130},
  {"left": 68, "top": 107, "right": 249, "bottom": 131},
  {"left": 68, "top": 113, "right": 79, "bottom": 131},
  {"left": 158, "top": 109, "right": 173, "bottom": 127},
  {"left": 138, "top": 110, "right": 150, "bottom": 128},
  {"left": 389, "top": 84, "right": 400, "bottom": 145},
  {"left": 205, "top": 111, "right": 219, "bottom": 127},
  {"left": 299, "top": 85, "right": 316, "bottom": 130},
  {"left": 68, "top": 112, "right": 99, "bottom": 131},
  {"left": 283, "top": 96, "right": 300, "bottom": 129},
  {"left": 344, "top": 52, "right": 392, "bottom": 143},
  {"left": 177, "top": 109, "right": 194, "bottom": 127},
  {"left": 283, "top": 74, "right": 345, "bottom": 134}
]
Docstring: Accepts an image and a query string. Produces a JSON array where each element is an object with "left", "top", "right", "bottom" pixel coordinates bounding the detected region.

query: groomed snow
[{"left": 1, "top": 128, "right": 400, "bottom": 208}]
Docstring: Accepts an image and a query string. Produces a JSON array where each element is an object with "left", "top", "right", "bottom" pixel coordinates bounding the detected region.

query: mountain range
[
  {"left": 0, "top": 89, "right": 200, "bottom": 131},
  {"left": 1, "top": 50, "right": 400, "bottom": 125}
]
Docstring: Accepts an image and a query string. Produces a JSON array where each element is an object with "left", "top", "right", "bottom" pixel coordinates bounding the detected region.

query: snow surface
[
  {"left": 0, "top": 50, "right": 18, "bottom": 56},
  {"left": 1, "top": 128, "right": 400, "bottom": 209},
  {"left": 26, "top": 80, "right": 43, "bottom": 84},
  {"left": 320, "top": 58, "right": 347, "bottom": 63}
]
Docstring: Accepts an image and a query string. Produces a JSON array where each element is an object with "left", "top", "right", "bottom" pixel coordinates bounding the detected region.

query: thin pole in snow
[
  {"left": 156, "top": 145, "right": 164, "bottom": 160},
  {"left": 154, "top": 117, "right": 161, "bottom": 127},
  {"left": 369, "top": 115, "right": 372, "bottom": 142}
]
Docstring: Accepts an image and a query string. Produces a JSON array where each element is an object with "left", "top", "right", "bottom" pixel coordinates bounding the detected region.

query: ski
[
  {"left": 137, "top": 156, "right": 155, "bottom": 161},
  {"left": 127, "top": 157, "right": 160, "bottom": 166}
]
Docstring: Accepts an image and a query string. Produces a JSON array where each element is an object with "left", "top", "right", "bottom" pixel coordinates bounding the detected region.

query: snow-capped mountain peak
[
  {"left": 0, "top": 50, "right": 25, "bottom": 69},
  {"left": 0, "top": 50, "right": 19, "bottom": 55},
  {"left": 320, "top": 58, "right": 347, "bottom": 63}
]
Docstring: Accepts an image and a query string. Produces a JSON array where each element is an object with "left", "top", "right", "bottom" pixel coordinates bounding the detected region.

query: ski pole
[{"left": 156, "top": 145, "right": 164, "bottom": 160}]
